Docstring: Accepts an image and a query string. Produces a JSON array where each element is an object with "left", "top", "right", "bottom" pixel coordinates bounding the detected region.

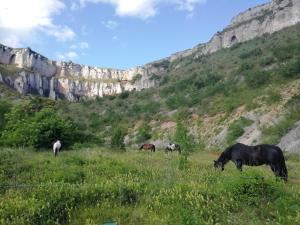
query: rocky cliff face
[
  {"left": 0, "top": 45, "right": 164, "bottom": 100},
  {"left": 0, "top": 0, "right": 299, "bottom": 100},
  {"left": 168, "top": 0, "right": 300, "bottom": 61}
]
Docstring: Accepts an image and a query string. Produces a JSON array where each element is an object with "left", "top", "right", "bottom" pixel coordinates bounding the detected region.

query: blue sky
[{"left": 0, "top": 0, "right": 270, "bottom": 69}]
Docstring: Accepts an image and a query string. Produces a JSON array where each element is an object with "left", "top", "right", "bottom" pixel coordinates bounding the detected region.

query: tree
[
  {"left": 111, "top": 126, "right": 126, "bottom": 150},
  {"left": 136, "top": 122, "right": 151, "bottom": 143},
  {"left": 174, "top": 120, "right": 194, "bottom": 170},
  {"left": 0, "top": 103, "right": 78, "bottom": 149}
]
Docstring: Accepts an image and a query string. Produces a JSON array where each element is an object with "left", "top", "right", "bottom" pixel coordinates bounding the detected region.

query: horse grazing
[
  {"left": 165, "top": 143, "right": 181, "bottom": 154},
  {"left": 139, "top": 144, "right": 155, "bottom": 152},
  {"left": 53, "top": 140, "right": 61, "bottom": 157},
  {"left": 213, "top": 143, "right": 288, "bottom": 181}
]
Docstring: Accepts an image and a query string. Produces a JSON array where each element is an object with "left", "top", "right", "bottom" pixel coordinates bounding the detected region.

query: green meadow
[{"left": 0, "top": 148, "right": 300, "bottom": 225}]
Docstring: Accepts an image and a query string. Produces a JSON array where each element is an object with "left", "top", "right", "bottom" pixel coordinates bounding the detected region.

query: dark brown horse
[{"left": 139, "top": 144, "right": 156, "bottom": 152}]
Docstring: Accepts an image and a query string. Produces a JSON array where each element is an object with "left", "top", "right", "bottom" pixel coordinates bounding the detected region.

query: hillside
[
  {"left": 53, "top": 23, "right": 300, "bottom": 152},
  {"left": 1, "top": 22, "right": 300, "bottom": 152}
]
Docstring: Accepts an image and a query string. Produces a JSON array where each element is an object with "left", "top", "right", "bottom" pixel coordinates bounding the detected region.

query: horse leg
[{"left": 235, "top": 160, "right": 243, "bottom": 171}]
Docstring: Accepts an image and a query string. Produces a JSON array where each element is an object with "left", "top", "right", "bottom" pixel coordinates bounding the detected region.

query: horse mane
[{"left": 218, "top": 145, "right": 233, "bottom": 164}]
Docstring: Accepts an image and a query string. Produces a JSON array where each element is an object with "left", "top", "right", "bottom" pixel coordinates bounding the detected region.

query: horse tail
[
  {"left": 276, "top": 146, "right": 288, "bottom": 181},
  {"left": 279, "top": 156, "right": 288, "bottom": 182},
  {"left": 281, "top": 160, "right": 288, "bottom": 182},
  {"left": 139, "top": 145, "right": 143, "bottom": 150},
  {"left": 153, "top": 145, "right": 156, "bottom": 152}
]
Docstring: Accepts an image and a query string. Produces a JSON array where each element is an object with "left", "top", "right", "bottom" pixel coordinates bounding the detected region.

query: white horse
[
  {"left": 165, "top": 143, "right": 181, "bottom": 153},
  {"left": 53, "top": 140, "right": 61, "bottom": 157}
]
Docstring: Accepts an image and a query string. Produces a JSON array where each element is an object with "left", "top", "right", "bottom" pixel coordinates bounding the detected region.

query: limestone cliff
[
  {"left": 0, "top": 0, "right": 299, "bottom": 100},
  {"left": 0, "top": 45, "right": 164, "bottom": 100},
  {"left": 168, "top": 0, "right": 300, "bottom": 61}
]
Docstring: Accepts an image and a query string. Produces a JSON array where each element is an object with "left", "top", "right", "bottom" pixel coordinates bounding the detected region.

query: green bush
[
  {"left": 136, "top": 123, "right": 151, "bottom": 143},
  {"left": 118, "top": 91, "right": 130, "bottom": 99},
  {"left": 245, "top": 69, "right": 270, "bottom": 87},
  {"left": 278, "top": 57, "right": 300, "bottom": 78},
  {"left": 239, "top": 47, "right": 262, "bottom": 59},
  {"left": 226, "top": 117, "right": 253, "bottom": 145},
  {"left": 111, "top": 126, "right": 126, "bottom": 150},
  {"left": 260, "top": 56, "right": 275, "bottom": 67},
  {"left": 174, "top": 120, "right": 194, "bottom": 156},
  {"left": 0, "top": 103, "right": 78, "bottom": 149},
  {"left": 0, "top": 101, "right": 11, "bottom": 131},
  {"left": 272, "top": 44, "right": 297, "bottom": 61}
]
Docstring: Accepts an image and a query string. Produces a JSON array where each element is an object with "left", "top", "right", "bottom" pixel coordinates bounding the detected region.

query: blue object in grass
[{"left": 103, "top": 220, "right": 117, "bottom": 225}]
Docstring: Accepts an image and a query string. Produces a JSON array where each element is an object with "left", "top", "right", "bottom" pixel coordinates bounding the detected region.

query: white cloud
[
  {"left": 57, "top": 51, "right": 78, "bottom": 60},
  {"left": 0, "top": 0, "right": 75, "bottom": 46},
  {"left": 175, "top": 0, "right": 206, "bottom": 12},
  {"left": 79, "top": 0, "right": 206, "bottom": 19},
  {"left": 112, "top": 35, "right": 119, "bottom": 41},
  {"left": 66, "top": 51, "right": 78, "bottom": 58},
  {"left": 102, "top": 20, "right": 119, "bottom": 29},
  {"left": 0, "top": 33, "right": 22, "bottom": 47},
  {"left": 45, "top": 25, "right": 76, "bottom": 42},
  {"left": 70, "top": 42, "right": 89, "bottom": 49}
]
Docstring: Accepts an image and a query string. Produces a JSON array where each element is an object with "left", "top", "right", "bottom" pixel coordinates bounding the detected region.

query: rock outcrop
[
  {"left": 278, "top": 121, "right": 300, "bottom": 153},
  {"left": 168, "top": 0, "right": 300, "bottom": 61},
  {"left": 0, "top": 44, "right": 165, "bottom": 100},
  {"left": 0, "top": 0, "right": 299, "bottom": 100}
]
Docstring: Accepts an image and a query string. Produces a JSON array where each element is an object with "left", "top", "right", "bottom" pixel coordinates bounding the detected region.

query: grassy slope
[
  {"left": 1, "top": 25, "right": 300, "bottom": 148},
  {"left": 0, "top": 148, "right": 300, "bottom": 225},
  {"left": 50, "top": 23, "right": 300, "bottom": 148}
]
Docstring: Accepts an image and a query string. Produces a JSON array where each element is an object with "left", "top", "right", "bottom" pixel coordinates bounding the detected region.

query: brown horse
[{"left": 139, "top": 144, "right": 156, "bottom": 152}]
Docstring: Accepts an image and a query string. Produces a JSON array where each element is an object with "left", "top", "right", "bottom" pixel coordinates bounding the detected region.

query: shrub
[
  {"left": 0, "top": 103, "right": 78, "bottom": 149},
  {"left": 136, "top": 123, "right": 151, "bottom": 143},
  {"left": 278, "top": 57, "right": 300, "bottom": 78},
  {"left": 111, "top": 126, "right": 126, "bottom": 150},
  {"left": 152, "top": 60, "right": 170, "bottom": 69},
  {"left": 272, "top": 45, "right": 294, "bottom": 61},
  {"left": 260, "top": 56, "right": 275, "bottom": 67},
  {"left": 261, "top": 110, "right": 300, "bottom": 144},
  {"left": 238, "top": 62, "right": 253, "bottom": 72},
  {"left": 245, "top": 69, "right": 270, "bottom": 87},
  {"left": 119, "top": 91, "right": 130, "bottom": 99},
  {"left": 174, "top": 120, "right": 194, "bottom": 155},
  {"left": 0, "top": 101, "right": 11, "bottom": 131},
  {"left": 226, "top": 117, "right": 253, "bottom": 145},
  {"left": 166, "top": 94, "right": 189, "bottom": 110},
  {"left": 239, "top": 47, "right": 262, "bottom": 59}
]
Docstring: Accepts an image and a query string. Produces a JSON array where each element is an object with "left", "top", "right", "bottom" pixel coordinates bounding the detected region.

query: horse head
[{"left": 213, "top": 160, "right": 224, "bottom": 171}]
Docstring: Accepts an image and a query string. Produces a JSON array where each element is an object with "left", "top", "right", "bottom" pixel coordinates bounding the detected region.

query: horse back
[{"left": 230, "top": 143, "right": 284, "bottom": 165}]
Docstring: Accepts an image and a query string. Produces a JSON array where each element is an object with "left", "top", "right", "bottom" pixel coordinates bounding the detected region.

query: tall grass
[{"left": 0, "top": 148, "right": 299, "bottom": 225}]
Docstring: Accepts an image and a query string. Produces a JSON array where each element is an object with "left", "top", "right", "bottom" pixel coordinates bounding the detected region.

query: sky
[{"left": 0, "top": 0, "right": 270, "bottom": 69}]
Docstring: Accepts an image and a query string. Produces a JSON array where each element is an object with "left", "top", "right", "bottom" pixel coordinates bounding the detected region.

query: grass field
[{"left": 1, "top": 148, "right": 300, "bottom": 225}]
